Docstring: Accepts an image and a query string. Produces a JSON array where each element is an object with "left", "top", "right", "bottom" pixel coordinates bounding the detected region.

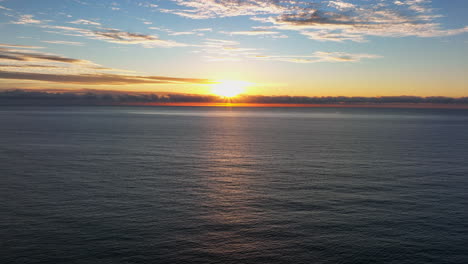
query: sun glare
[{"left": 212, "top": 80, "right": 250, "bottom": 97}]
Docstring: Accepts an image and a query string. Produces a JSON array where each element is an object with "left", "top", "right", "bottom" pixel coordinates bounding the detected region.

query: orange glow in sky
[{"left": 0, "top": 0, "right": 466, "bottom": 100}]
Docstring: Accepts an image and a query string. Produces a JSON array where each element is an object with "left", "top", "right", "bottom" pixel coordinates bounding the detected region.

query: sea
[{"left": 1, "top": 106, "right": 467, "bottom": 264}]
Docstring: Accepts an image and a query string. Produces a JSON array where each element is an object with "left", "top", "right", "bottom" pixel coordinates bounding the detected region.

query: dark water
[{"left": 1, "top": 106, "right": 467, "bottom": 264}]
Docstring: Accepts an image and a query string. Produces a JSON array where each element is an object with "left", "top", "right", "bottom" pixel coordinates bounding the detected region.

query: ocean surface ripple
[{"left": 1, "top": 106, "right": 468, "bottom": 264}]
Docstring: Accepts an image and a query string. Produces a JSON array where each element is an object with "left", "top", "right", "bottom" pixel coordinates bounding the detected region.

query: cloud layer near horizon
[{"left": 1, "top": 89, "right": 467, "bottom": 106}]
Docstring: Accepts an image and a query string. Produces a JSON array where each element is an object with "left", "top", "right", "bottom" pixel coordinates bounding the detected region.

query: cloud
[
  {"left": 92, "top": 29, "right": 188, "bottom": 47},
  {"left": 41, "top": 25, "right": 93, "bottom": 37},
  {"left": 163, "top": 0, "right": 291, "bottom": 19},
  {"left": 169, "top": 31, "right": 196, "bottom": 36},
  {"left": 69, "top": 19, "right": 101, "bottom": 26},
  {"left": 40, "top": 24, "right": 189, "bottom": 48},
  {"left": 268, "top": 1, "right": 468, "bottom": 41},
  {"left": 223, "top": 30, "right": 280, "bottom": 36},
  {"left": 110, "top": 2, "right": 120, "bottom": 11},
  {"left": 0, "top": 5, "right": 12, "bottom": 11},
  {"left": 272, "top": 10, "right": 468, "bottom": 40},
  {"left": 138, "top": 2, "right": 159, "bottom": 9},
  {"left": 42, "top": 40, "right": 85, "bottom": 46},
  {"left": 194, "top": 28, "right": 213, "bottom": 32},
  {"left": 11, "top": 14, "right": 41, "bottom": 25},
  {"left": 198, "top": 38, "right": 379, "bottom": 63},
  {"left": 0, "top": 71, "right": 212, "bottom": 85},
  {"left": 0, "top": 44, "right": 131, "bottom": 74},
  {"left": 238, "top": 95, "right": 468, "bottom": 105},
  {"left": 312, "top": 51, "right": 381, "bottom": 62},
  {"left": 0, "top": 43, "right": 211, "bottom": 86},
  {"left": 251, "top": 51, "right": 380, "bottom": 63},
  {"left": 10, "top": 14, "right": 187, "bottom": 49},
  {"left": 0, "top": 46, "right": 89, "bottom": 63},
  {"left": 328, "top": 1, "right": 355, "bottom": 10},
  {"left": 0, "top": 43, "right": 43, "bottom": 49},
  {"left": 199, "top": 38, "right": 261, "bottom": 62},
  {"left": 300, "top": 30, "right": 365, "bottom": 42},
  {"left": 164, "top": 0, "right": 468, "bottom": 42},
  {"left": 0, "top": 64, "right": 60, "bottom": 69},
  {"left": 395, "top": 0, "right": 432, "bottom": 13},
  {"left": 204, "top": 38, "right": 240, "bottom": 46},
  {"left": 1, "top": 89, "right": 467, "bottom": 106}
]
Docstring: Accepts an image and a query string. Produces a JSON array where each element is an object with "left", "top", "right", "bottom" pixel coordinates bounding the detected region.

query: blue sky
[{"left": 0, "top": 0, "right": 467, "bottom": 97}]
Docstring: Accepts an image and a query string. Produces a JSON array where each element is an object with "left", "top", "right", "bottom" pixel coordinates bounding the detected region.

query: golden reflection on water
[{"left": 192, "top": 114, "right": 278, "bottom": 254}]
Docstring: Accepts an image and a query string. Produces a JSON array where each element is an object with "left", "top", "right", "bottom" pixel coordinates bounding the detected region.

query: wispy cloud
[
  {"left": 223, "top": 30, "right": 280, "bottom": 36},
  {"left": 0, "top": 44, "right": 44, "bottom": 49},
  {"left": 198, "top": 39, "right": 379, "bottom": 63},
  {"left": 0, "top": 46, "right": 89, "bottom": 63},
  {"left": 11, "top": 14, "right": 41, "bottom": 25},
  {"left": 199, "top": 38, "right": 260, "bottom": 61},
  {"left": 42, "top": 40, "right": 85, "bottom": 46},
  {"left": 162, "top": 0, "right": 290, "bottom": 19},
  {"left": 8, "top": 12, "right": 189, "bottom": 49},
  {"left": 110, "top": 2, "right": 120, "bottom": 11},
  {"left": 169, "top": 31, "right": 196, "bottom": 36},
  {"left": 0, "top": 43, "right": 211, "bottom": 85},
  {"left": 40, "top": 24, "right": 189, "bottom": 48},
  {"left": 69, "top": 19, "right": 101, "bottom": 26},
  {"left": 0, "top": 4, "right": 12, "bottom": 11},
  {"left": 194, "top": 28, "right": 213, "bottom": 32},
  {"left": 92, "top": 29, "right": 188, "bottom": 47},
  {"left": 138, "top": 2, "right": 159, "bottom": 9},
  {"left": 0, "top": 71, "right": 211, "bottom": 85},
  {"left": 0, "top": 64, "right": 60, "bottom": 69},
  {"left": 251, "top": 51, "right": 381, "bottom": 63}
]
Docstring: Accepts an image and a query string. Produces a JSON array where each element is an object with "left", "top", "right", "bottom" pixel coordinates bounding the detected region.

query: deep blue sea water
[{"left": 1, "top": 106, "right": 468, "bottom": 264}]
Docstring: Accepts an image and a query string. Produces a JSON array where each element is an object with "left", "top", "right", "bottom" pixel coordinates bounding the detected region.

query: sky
[{"left": 0, "top": 0, "right": 467, "bottom": 98}]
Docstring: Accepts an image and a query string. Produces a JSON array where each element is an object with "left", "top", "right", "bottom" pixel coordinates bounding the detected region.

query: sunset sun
[{"left": 212, "top": 80, "right": 250, "bottom": 97}]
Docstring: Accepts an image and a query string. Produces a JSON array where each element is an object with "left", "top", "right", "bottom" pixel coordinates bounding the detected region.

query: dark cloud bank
[{"left": 0, "top": 89, "right": 467, "bottom": 107}]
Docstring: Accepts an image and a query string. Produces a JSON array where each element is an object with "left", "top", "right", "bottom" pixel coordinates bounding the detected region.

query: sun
[{"left": 211, "top": 80, "right": 249, "bottom": 97}]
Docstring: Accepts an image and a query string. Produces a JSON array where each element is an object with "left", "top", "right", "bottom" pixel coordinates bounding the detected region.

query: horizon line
[{"left": 1, "top": 89, "right": 468, "bottom": 109}]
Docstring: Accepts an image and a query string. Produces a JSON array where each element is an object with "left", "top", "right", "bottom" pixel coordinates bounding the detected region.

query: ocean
[{"left": 1, "top": 106, "right": 467, "bottom": 264}]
